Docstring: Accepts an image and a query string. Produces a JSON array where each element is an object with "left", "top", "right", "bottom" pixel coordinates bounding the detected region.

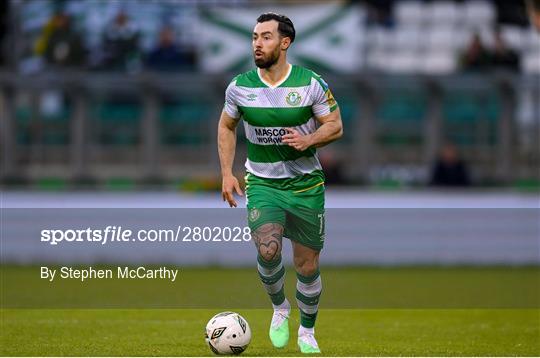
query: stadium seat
[
  {"left": 428, "top": 1, "right": 459, "bottom": 26},
  {"left": 387, "top": 51, "right": 421, "bottom": 73},
  {"left": 478, "top": 27, "right": 496, "bottom": 48},
  {"left": 516, "top": 89, "right": 538, "bottom": 125},
  {"left": 443, "top": 91, "right": 500, "bottom": 145},
  {"left": 394, "top": 1, "right": 426, "bottom": 26},
  {"left": 464, "top": 1, "right": 496, "bottom": 28},
  {"left": 393, "top": 26, "right": 423, "bottom": 51},
  {"left": 501, "top": 25, "right": 526, "bottom": 51},
  {"left": 94, "top": 102, "right": 142, "bottom": 145},
  {"left": 15, "top": 107, "right": 32, "bottom": 145},
  {"left": 420, "top": 50, "right": 457, "bottom": 74},
  {"left": 522, "top": 52, "right": 540, "bottom": 73},
  {"left": 520, "top": 28, "right": 540, "bottom": 73},
  {"left": 41, "top": 105, "right": 71, "bottom": 145},
  {"left": 377, "top": 90, "right": 427, "bottom": 122},
  {"left": 427, "top": 26, "right": 458, "bottom": 51},
  {"left": 367, "top": 27, "right": 394, "bottom": 52},
  {"left": 453, "top": 29, "right": 474, "bottom": 51},
  {"left": 160, "top": 100, "right": 212, "bottom": 145},
  {"left": 366, "top": 49, "right": 388, "bottom": 71},
  {"left": 14, "top": 96, "right": 71, "bottom": 146},
  {"left": 375, "top": 90, "right": 426, "bottom": 146},
  {"left": 525, "top": 28, "right": 540, "bottom": 52},
  {"left": 443, "top": 91, "right": 500, "bottom": 123}
]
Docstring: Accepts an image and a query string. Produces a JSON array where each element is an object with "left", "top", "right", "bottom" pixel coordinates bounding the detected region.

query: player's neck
[{"left": 259, "top": 60, "right": 291, "bottom": 87}]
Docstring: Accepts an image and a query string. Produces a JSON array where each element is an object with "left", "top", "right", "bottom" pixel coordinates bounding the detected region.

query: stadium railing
[{"left": 0, "top": 71, "right": 538, "bottom": 186}]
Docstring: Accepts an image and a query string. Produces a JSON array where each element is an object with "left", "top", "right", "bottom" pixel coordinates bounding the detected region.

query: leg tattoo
[{"left": 252, "top": 223, "right": 284, "bottom": 262}]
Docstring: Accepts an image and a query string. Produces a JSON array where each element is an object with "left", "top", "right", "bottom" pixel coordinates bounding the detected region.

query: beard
[{"left": 254, "top": 45, "right": 280, "bottom": 69}]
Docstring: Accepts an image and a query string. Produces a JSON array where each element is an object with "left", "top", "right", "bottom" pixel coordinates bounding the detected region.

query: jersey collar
[{"left": 257, "top": 63, "right": 292, "bottom": 89}]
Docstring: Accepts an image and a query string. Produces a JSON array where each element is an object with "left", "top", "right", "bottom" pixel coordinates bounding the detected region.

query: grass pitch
[
  {"left": 1, "top": 266, "right": 539, "bottom": 356},
  {"left": 1, "top": 308, "right": 538, "bottom": 356}
]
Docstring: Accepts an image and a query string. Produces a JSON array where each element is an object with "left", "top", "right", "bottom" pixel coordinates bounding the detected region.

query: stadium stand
[{"left": 0, "top": 0, "right": 538, "bottom": 187}]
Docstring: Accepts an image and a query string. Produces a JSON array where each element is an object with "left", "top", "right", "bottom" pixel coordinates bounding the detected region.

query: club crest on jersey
[
  {"left": 286, "top": 91, "right": 301, "bottom": 106},
  {"left": 248, "top": 208, "right": 260, "bottom": 222}
]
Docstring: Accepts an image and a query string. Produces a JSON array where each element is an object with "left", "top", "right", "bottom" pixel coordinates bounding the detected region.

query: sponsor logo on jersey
[
  {"left": 254, "top": 127, "right": 287, "bottom": 144},
  {"left": 286, "top": 91, "right": 302, "bottom": 106},
  {"left": 247, "top": 93, "right": 257, "bottom": 101}
]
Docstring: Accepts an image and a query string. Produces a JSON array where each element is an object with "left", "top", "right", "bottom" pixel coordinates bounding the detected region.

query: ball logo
[
  {"left": 286, "top": 91, "right": 301, "bottom": 106},
  {"left": 229, "top": 345, "right": 246, "bottom": 354},
  {"left": 211, "top": 327, "right": 227, "bottom": 339},
  {"left": 237, "top": 316, "right": 247, "bottom": 334},
  {"left": 208, "top": 342, "right": 220, "bottom": 355},
  {"left": 248, "top": 208, "right": 260, "bottom": 222}
]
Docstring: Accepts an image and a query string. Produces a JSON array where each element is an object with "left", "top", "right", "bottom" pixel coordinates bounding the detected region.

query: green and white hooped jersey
[{"left": 223, "top": 64, "right": 338, "bottom": 179}]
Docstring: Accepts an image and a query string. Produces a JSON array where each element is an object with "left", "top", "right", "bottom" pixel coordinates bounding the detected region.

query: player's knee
[
  {"left": 258, "top": 248, "right": 280, "bottom": 262},
  {"left": 295, "top": 259, "right": 318, "bottom": 277}
]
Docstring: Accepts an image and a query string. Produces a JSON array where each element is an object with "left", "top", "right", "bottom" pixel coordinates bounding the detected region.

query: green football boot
[
  {"left": 269, "top": 309, "right": 290, "bottom": 348},
  {"left": 298, "top": 333, "right": 321, "bottom": 354}
]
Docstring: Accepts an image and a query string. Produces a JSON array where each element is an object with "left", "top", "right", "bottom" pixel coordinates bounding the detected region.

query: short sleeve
[
  {"left": 223, "top": 80, "right": 240, "bottom": 119},
  {"left": 311, "top": 75, "right": 338, "bottom": 117}
]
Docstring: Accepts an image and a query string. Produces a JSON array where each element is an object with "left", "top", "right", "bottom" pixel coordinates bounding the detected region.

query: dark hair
[{"left": 256, "top": 13, "right": 295, "bottom": 43}]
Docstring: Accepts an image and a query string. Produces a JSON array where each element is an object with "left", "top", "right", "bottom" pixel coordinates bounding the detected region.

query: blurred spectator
[
  {"left": 430, "top": 143, "right": 471, "bottom": 187},
  {"left": 35, "top": 11, "right": 86, "bottom": 67},
  {"left": 460, "top": 33, "right": 491, "bottom": 71},
  {"left": 100, "top": 11, "right": 141, "bottom": 71},
  {"left": 364, "top": 0, "right": 394, "bottom": 27},
  {"left": 145, "top": 26, "right": 195, "bottom": 71},
  {"left": 490, "top": 29, "right": 520, "bottom": 70},
  {"left": 526, "top": 0, "right": 540, "bottom": 31}
]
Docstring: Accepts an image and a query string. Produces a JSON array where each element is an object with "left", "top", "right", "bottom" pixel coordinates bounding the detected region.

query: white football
[{"left": 205, "top": 312, "right": 251, "bottom": 355}]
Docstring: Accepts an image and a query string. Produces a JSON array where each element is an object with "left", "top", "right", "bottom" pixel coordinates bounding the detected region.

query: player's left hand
[{"left": 282, "top": 128, "right": 312, "bottom": 151}]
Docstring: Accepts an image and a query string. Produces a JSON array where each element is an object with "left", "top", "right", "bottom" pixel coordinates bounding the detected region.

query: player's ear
[{"left": 281, "top": 37, "right": 291, "bottom": 51}]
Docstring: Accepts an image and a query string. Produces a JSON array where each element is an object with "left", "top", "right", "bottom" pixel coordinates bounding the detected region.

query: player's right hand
[{"left": 222, "top": 175, "right": 243, "bottom": 208}]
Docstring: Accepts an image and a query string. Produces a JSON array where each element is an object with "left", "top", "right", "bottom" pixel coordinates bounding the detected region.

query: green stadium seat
[
  {"left": 378, "top": 91, "right": 427, "bottom": 122},
  {"left": 443, "top": 91, "right": 500, "bottom": 145},
  {"left": 15, "top": 105, "right": 71, "bottom": 145},
  {"left": 376, "top": 90, "right": 426, "bottom": 145},
  {"left": 94, "top": 102, "right": 142, "bottom": 145},
  {"left": 160, "top": 100, "right": 212, "bottom": 145}
]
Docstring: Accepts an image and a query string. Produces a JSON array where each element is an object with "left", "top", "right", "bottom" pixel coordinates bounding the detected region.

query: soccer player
[{"left": 218, "top": 13, "right": 343, "bottom": 354}]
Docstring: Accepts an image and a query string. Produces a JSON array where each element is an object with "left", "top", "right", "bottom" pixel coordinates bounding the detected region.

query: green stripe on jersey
[
  {"left": 239, "top": 106, "right": 313, "bottom": 127},
  {"left": 279, "top": 65, "right": 312, "bottom": 87},
  {"left": 247, "top": 142, "right": 315, "bottom": 163},
  {"left": 235, "top": 70, "right": 266, "bottom": 88},
  {"left": 235, "top": 65, "right": 313, "bottom": 88}
]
